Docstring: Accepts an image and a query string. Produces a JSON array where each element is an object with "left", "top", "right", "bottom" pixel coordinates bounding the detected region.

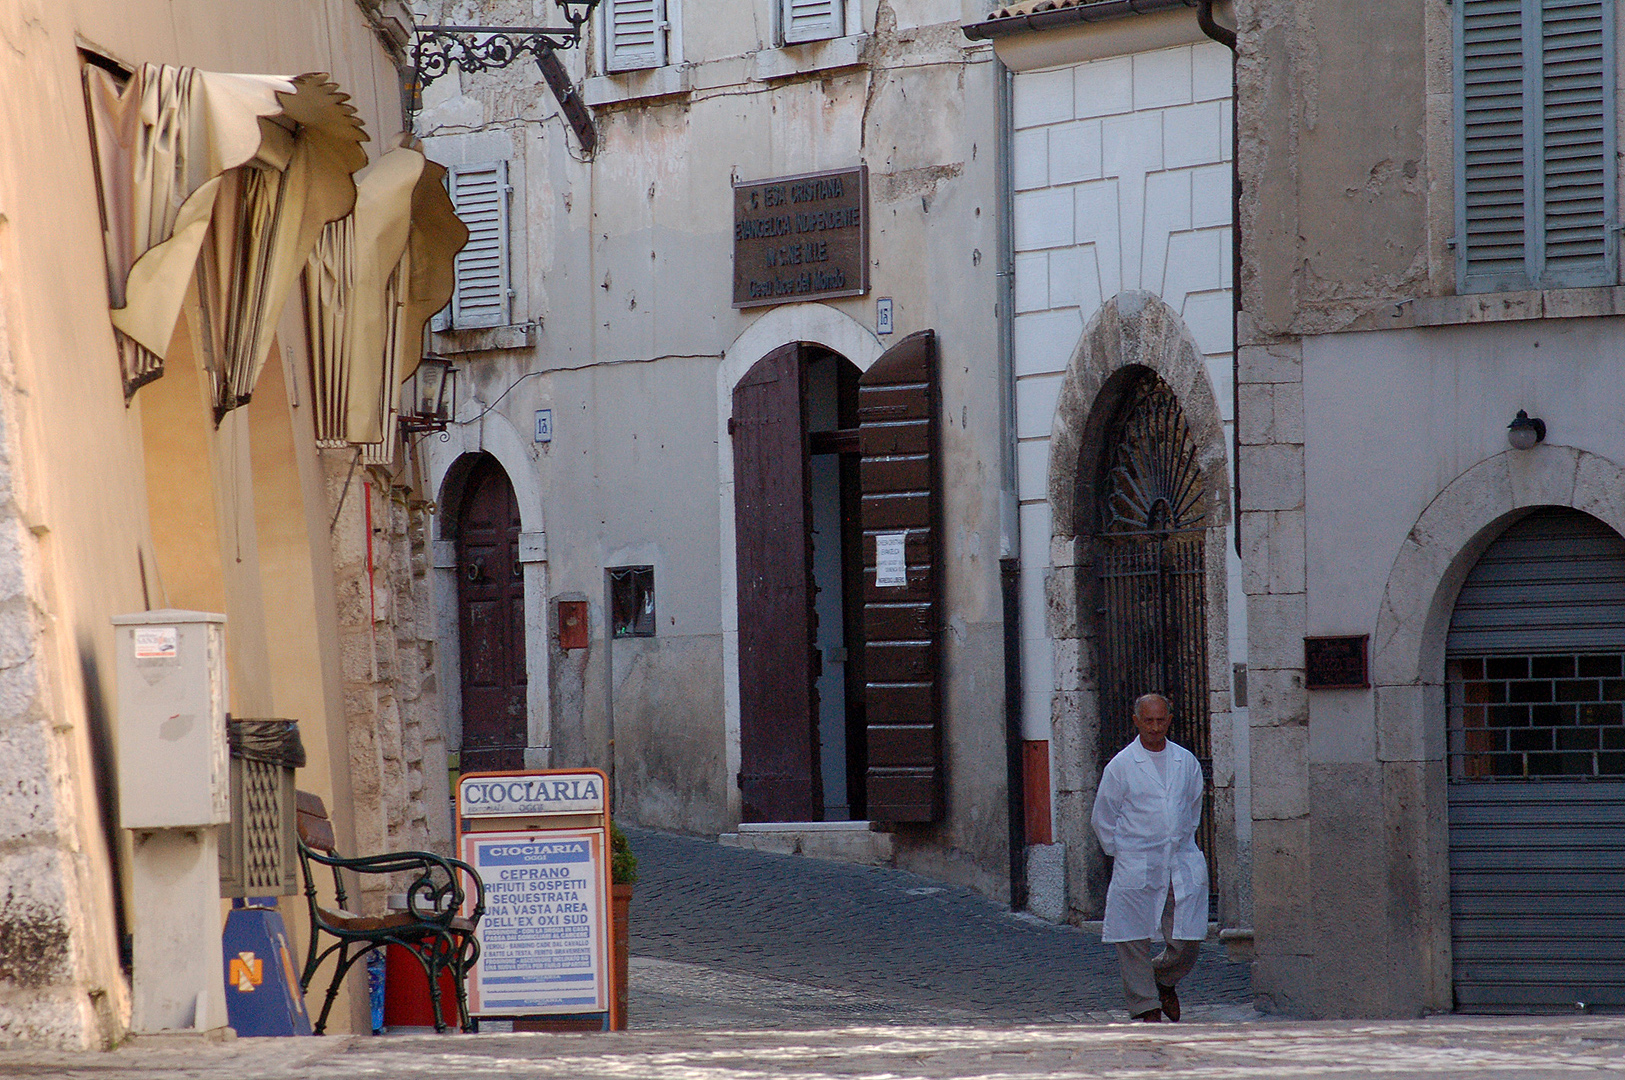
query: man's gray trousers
[{"left": 1114, "top": 886, "right": 1201, "bottom": 1016}]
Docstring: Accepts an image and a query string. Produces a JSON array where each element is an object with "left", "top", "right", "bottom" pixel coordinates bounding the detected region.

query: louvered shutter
[
  {"left": 1457, "top": 0, "right": 1615, "bottom": 292},
  {"left": 859, "top": 330, "right": 943, "bottom": 823},
  {"left": 445, "top": 161, "right": 510, "bottom": 329},
  {"left": 606, "top": 0, "right": 666, "bottom": 72},
  {"left": 1459, "top": 0, "right": 1529, "bottom": 291},
  {"left": 783, "top": 0, "right": 841, "bottom": 43},
  {"left": 1538, "top": 0, "right": 1613, "bottom": 285}
]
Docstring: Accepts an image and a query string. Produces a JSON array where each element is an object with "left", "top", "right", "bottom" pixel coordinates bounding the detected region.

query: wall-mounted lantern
[
  {"left": 1507, "top": 409, "right": 1547, "bottom": 451},
  {"left": 400, "top": 354, "right": 456, "bottom": 436}
]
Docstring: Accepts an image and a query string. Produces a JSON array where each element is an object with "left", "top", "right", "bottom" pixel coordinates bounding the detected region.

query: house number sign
[{"left": 733, "top": 166, "right": 869, "bottom": 308}]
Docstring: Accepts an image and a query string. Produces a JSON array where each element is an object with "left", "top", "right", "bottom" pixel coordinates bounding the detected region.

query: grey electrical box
[{"left": 112, "top": 610, "right": 229, "bottom": 829}]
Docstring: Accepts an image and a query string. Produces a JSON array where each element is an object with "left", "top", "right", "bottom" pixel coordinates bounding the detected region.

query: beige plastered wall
[{"left": 0, "top": 0, "right": 414, "bottom": 1046}]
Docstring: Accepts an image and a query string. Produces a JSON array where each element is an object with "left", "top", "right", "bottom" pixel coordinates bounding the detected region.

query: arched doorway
[
  {"left": 732, "top": 343, "right": 866, "bottom": 822},
  {"left": 1091, "top": 370, "right": 1214, "bottom": 882},
  {"left": 454, "top": 454, "right": 527, "bottom": 772},
  {"left": 1445, "top": 506, "right": 1625, "bottom": 1012}
]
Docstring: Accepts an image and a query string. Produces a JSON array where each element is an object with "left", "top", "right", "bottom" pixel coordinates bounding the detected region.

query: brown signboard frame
[
  {"left": 733, "top": 166, "right": 869, "bottom": 308},
  {"left": 1303, "top": 635, "right": 1370, "bottom": 690}
]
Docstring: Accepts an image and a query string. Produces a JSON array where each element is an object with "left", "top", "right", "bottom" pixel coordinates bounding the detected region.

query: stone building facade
[
  {"left": 415, "top": 0, "right": 1018, "bottom": 895},
  {"left": 1238, "top": 0, "right": 1625, "bottom": 1016},
  {"left": 963, "top": 0, "right": 1249, "bottom": 929},
  {"left": 0, "top": 0, "right": 459, "bottom": 1046}
]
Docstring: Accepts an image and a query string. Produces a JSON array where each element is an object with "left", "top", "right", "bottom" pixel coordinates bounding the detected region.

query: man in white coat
[{"left": 1091, "top": 692, "right": 1208, "bottom": 1022}]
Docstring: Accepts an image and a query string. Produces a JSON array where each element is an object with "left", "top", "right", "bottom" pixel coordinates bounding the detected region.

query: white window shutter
[
  {"left": 448, "top": 161, "right": 511, "bottom": 329},
  {"left": 1537, "top": 0, "right": 1613, "bottom": 287},
  {"left": 783, "top": 0, "right": 841, "bottom": 43},
  {"left": 607, "top": 0, "right": 666, "bottom": 71}
]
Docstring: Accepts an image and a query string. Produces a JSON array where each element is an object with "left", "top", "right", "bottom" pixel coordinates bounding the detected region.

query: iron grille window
[
  {"left": 609, "top": 565, "right": 656, "bottom": 638},
  {"left": 1447, "top": 653, "right": 1625, "bottom": 779},
  {"left": 1455, "top": 0, "right": 1617, "bottom": 292}
]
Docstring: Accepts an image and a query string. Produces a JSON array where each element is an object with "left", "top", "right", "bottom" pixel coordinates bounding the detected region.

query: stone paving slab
[{"left": 3, "top": 1018, "right": 1624, "bottom": 1079}]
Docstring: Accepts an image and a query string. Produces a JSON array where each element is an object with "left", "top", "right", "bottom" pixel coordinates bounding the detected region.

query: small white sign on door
[{"left": 875, "top": 531, "right": 908, "bottom": 588}]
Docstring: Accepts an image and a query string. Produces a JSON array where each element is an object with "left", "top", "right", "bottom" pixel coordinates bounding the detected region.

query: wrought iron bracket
[{"left": 413, "top": 26, "right": 598, "bottom": 153}]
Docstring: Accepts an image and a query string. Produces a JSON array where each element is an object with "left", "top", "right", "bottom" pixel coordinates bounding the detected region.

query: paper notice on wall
[
  {"left": 875, "top": 531, "right": 907, "bottom": 588},
  {"left": 133, "top": 627, "right": 177, "bottom": 660}
]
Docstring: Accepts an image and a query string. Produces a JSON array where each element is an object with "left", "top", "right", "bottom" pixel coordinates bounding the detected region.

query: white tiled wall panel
[{"left": 1010, "top": 42, "right": 1235, "bottom": 741}]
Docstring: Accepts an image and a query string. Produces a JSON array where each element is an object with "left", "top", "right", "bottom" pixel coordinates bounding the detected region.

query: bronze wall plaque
[
  {"left": 733, "top": 167, "right": 868, "bottom": 308},
  {"left": 1303, "top": 635, "right": 1370, "bottom": 690}
]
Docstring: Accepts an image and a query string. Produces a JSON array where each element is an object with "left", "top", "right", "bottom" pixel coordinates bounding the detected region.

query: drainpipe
[
  {"left": 1196, "top": 1, "right": 1240, "bottom": 555},
  {"left": 994, "top": 55, "right": 1028, "bottom": 912}
]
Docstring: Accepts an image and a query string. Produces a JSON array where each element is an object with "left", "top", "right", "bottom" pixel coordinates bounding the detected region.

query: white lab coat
[{"left": 1090, "top": 737, "right": 1209, "bottom": 943}]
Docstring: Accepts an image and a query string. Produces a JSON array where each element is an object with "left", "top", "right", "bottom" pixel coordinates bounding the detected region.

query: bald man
[{"left": 1090, "top": 693, "right": 1209, "bottom": 1021}]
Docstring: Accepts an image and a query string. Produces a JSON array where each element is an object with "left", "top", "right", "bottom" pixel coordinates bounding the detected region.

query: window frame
[{"left": 781, "top": 0, "right": 844, "bottom": 45}]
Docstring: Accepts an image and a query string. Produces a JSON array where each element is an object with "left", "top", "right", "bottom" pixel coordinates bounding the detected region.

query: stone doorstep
[{"left": 718, "top": 821, "right": 896, "bottom": 867}]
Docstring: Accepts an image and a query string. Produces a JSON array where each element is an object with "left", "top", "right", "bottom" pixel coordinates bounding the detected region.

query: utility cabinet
[
  {"left": 112, "top": 610, "right": 229, "bottom": 829},
  {"left": 220, "top": 719, "right": 305, "bottom": 897}
]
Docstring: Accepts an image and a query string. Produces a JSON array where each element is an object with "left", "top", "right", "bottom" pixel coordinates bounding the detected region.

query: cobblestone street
[
  {"left": 4, "top": 832, "right": 1624, "bottom": 1078},
  {"left": 621, "top": 826, "right": 1255, "bottom": 1027}
]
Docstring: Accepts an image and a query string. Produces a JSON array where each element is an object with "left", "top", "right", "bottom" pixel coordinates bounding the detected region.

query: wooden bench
[{"left": 295, "top": 791, "right": 485, "bottom": 1033}]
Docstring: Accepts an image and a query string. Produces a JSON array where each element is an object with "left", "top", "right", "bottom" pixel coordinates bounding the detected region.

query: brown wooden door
[
  {"left": 733, "top": 344, "right": 822, "bottom": 821},
  {"left": 456, "top": 457, "right": 528, "bottom": 772},
  {"left": 859, "top": 330, "right": 943, "bottom": 822}
]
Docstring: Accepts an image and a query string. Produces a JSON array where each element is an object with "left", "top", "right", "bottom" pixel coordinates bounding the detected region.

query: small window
[
  {"left": 782, "top": 0, "right": 841, "bottom": 44},
  {"left": 609, "top": 566, "right": 656, "bottom": 638},
  {"left": 439, "top": 161, "right": 512, "bottom": 330},
  {"left": 605, "top": 0, "right": 668, "bottom": 72}
]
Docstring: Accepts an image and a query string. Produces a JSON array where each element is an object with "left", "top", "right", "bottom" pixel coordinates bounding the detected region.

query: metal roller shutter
[{"left": 1446, "top": 507, "right": 1625, "bottom": 1013}]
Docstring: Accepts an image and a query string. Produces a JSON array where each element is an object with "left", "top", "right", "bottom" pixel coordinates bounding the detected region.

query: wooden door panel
[
  {"left": 456, "top": 458, "right": 527, "bottom": 772},
  {"left": 858, "top": 330, "right": 943, "bottom": 822},
  {"left": 733, "top": 344, "right": 820, "bottom": 822}
]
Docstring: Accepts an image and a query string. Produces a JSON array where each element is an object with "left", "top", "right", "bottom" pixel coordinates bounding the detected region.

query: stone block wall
[{"left": 325, "top": 452, "right": 453, "bottom": 915}]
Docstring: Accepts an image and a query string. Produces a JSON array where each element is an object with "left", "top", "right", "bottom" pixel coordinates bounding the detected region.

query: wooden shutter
[
  {"left": 606, "top": 0, "right": 666, "bottom": 71},
  {"left": 446, "top": 161, "right": 510, "bottom": 329},
  {"left": 733, "top": 345, "right": 822, "bottom": 822},
  {"left": 784, "top": 0, "right": 841, "bottom": 43},
  {"left": 859, "top": 330, "right": 943, "bottom": 823},
  {"left": 1459, "top": 0, "right": 1529, "bottom": 291},
  {"left": 1458, "top": 0, "right": 1615, "bottom": 291},
  {"left": 1538, "top": 0, "right": 1613, "bottom": 285}
]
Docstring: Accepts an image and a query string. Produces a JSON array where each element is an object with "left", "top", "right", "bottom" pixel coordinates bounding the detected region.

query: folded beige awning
[
  {"left": 86, "top": 64, "right": 368, "bottom": 403},
  {"left": 304, "top": 135, "right": 467, "bottom": 457}
]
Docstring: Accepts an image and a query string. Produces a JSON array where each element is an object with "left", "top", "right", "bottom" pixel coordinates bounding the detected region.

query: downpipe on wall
[{"left": 1196, "top": 1, "right": 1239, "bottom": 554}]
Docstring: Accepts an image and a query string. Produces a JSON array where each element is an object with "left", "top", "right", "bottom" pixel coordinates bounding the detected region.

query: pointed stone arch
[{"left": 1042, "top": 291, "right": 1235, "bottom": 921}]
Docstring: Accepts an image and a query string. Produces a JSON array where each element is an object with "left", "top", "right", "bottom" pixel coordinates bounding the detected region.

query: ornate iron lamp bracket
[{"left": 413, "top": 25, "right": 598, "bottom": 152}]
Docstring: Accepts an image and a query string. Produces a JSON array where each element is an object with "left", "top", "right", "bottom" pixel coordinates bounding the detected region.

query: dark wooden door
[
  {"left": 858, "top": 330, "right": 943, "bottom": 822},
  {"left": 733, "top": 344, "right": 822, "bottom": 821},
  {"left": 456, "top": 457, "right": 527, "bottom": 773}
]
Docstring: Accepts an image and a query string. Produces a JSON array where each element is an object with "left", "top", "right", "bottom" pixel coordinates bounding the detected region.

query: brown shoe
[
  {"left": 1131, "top": 1008, "right": 1162, "bottom": 1022},
  {"left": 1157, "top": 983, "right": 1180, "bottom": 1022}
]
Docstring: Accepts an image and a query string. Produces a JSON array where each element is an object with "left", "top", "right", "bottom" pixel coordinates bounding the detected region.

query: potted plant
[{"left": 610, "top": 821, "right": 637, "bottom": 1030}]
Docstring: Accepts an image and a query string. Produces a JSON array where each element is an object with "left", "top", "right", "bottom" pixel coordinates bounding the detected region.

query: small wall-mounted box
[
  {"left": 113, "top": 611, "right": 229, "bottom": 829},
  {"left": 557, "top": 600, "right": 590, "bottom": 651}
]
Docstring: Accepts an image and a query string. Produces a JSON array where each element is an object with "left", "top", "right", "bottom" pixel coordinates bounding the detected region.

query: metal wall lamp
[
  {"left": 400, "top": 355, "right": 457, "bottom": 437},
  {"left": 412, "top": 0, "right": 602, "bottom": 150},
  {"left": 1508, "top": 409, "right": 1547, "bottom": 451}
]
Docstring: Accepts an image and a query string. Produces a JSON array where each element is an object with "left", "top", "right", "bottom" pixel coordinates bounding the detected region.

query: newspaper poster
[{"left": 462, "top": 828, "right": 610, "bottom": 1016}]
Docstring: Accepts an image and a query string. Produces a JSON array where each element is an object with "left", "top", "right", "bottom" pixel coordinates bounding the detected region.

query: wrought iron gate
[{"left": 1093, "top": 376, "right": 1215, "bottom": 878}]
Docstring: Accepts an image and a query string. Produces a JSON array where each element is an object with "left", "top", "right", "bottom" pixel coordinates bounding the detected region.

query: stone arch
[
  {"left": 426, "top": 413, "right": 550, "bottom": 769},
  {"left": 1043, "top": 291, "right": 1234, "bottom": 922},
  {"left": 716, "top": 303, "right": 885, "bottom": 822},
  {"left": 1365, "top": 443, "right": 1625, "bottom": 1013}
]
